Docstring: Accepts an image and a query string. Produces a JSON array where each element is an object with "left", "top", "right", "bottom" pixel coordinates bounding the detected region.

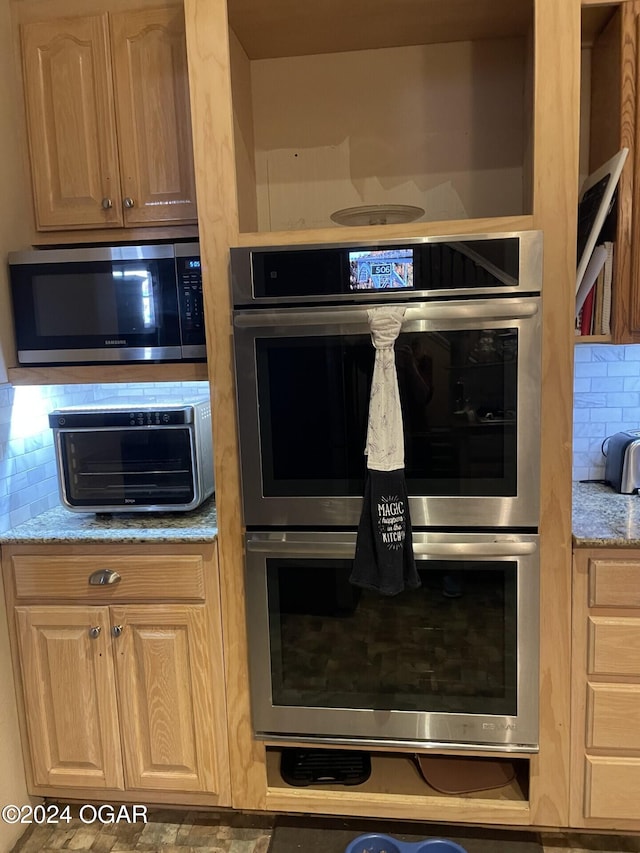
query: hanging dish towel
[{"left": 350, "top": 306, "right": 420, "bottom": 596}]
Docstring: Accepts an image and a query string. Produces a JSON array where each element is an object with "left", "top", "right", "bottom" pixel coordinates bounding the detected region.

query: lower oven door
[{"left": 245, "top": 530, "right": 539, "bottom": 752}]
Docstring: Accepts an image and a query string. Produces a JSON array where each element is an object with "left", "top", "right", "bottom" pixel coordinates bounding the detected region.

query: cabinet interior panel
[
  {"left": 236, "top": 38, "right": 530, "bottom": 234},
  {"left": 227, "top": 0, "right": 532, "bottom": 60}
]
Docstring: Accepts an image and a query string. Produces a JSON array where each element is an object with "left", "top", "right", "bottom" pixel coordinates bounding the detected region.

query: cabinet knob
[
  {"left": 88, "top": 569, "right": 121, "bottom": 586},
  {"left": 123, "top": 197, "right": 135, "bottom": 209},
  {"left": 112, "top": 625, "right": 124, "bottom": 638},
  {"left": 89, "top": 626, "right": 101, "bottom": 639},
  {"left": 101, "top": 197, "right": 113, "bottom": 210}
]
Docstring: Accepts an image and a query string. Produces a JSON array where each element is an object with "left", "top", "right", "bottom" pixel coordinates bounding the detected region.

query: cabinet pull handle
[
  {"left": 123, "top": 197, "right": 135, "bottom": 209},
  {"left": 112, "top": 625, "right": 124, "bottom": 638},
  {"left": 89, "top": 626, "right": 101, "bottom": 639},
  {"left": 88, "top": 569, "right": 121, "bottom": 586},
  {"left": 101, "top": 197, "right": 113, "bottom": 209}
]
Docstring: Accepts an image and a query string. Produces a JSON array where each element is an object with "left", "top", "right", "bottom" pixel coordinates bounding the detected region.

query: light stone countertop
[
  {"left": 573, "top": 480, "right": 640, "bottom": 547},
  {"left": 0, "top": 498, "right": 217, "bottom": 544},
  {"left": 2, "top": 483, "right": 634, "bottom": 548}
]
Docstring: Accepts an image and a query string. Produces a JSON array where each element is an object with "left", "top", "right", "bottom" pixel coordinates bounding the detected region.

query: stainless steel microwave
[
  {"left": 9, "top": 243, "right": 205, "bottom": 365},
  {"left": 48, "top": 399, "right": 215, "bottom": 513}
]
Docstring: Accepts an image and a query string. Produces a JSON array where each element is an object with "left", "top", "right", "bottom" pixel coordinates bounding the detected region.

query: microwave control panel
[{"left": 176, "top": 253, "right": 206, "bottom": 352}]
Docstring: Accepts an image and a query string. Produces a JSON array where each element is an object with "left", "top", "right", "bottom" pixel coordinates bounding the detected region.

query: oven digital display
[{"left": 348, "top": 248, "right": 414, "bottom": 291}]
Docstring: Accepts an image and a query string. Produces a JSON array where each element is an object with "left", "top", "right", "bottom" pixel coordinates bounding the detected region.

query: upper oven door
[
  {"left": 9, "top": 245, "right": 181, "bottom": 364},
  {"left": 233, "top": 296, "right": 541, "bottom": 528}
]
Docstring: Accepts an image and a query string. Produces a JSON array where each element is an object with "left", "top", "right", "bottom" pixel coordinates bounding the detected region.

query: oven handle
[
  {"left": 233, "top": 300, "right": 539, "bottom": 328},
  {"left": 246, "top": 539, "right": 537, "bottom": 557}
]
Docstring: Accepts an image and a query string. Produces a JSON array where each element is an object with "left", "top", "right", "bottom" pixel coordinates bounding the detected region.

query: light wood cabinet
[
  {"left": 571, "top": 550, "right": 640, "bottom": 829},
  {"left": 21, "top": 5, "right": 197, "bottom": 231},
  {"left": 579, "top": 2, "right": 636, "bottom": 344},
  {"left": 2, "top": 543, "right": 230, "bottom": 806}
]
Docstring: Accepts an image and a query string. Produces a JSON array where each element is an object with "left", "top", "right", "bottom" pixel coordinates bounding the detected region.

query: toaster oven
[{"left": 48, "top": 399, "right": 214, "bottom": 512}]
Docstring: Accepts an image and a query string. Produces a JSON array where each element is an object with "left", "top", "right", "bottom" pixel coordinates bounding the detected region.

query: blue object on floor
[{"left": 344, "top": 834, "right": 468, "bottom": 853}]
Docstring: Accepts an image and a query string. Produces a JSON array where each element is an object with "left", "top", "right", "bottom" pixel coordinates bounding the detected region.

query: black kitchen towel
[{"left": 350, "top": 468, "right": 420, "bottom": 596}]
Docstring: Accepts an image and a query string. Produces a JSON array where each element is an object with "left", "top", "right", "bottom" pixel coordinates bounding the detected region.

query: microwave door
[
  {"left": 10, "top": 255, "right": 182, "bottom": 364},
  {"left": 233, "top": 297, "right": 541, "bottom": 529}
]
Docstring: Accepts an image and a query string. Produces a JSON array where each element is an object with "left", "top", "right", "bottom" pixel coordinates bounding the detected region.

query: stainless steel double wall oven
[{"left": 231, "top": 231, "right": 542, "bottom": 752}]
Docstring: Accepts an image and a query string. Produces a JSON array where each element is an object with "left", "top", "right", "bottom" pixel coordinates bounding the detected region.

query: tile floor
[
  {"left": 8, "top": 808, "right": 640, "bottom": 853},
  {"left": 9, "top": 807, "right": 273, "bottom": 853}
]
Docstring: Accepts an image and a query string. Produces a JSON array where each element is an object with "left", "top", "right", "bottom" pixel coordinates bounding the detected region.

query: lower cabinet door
[
  {"left": 111, "top": 604, "right": 221, "bottom": 794},
  {"left": 15, "top": 605, "right": 124, "bottom": 789}
]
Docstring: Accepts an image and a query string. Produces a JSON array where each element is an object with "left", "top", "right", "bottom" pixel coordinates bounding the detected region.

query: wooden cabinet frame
[
  {"left": 571, "top": 549, "right": 640, "bottom": 830},
  {"left": 185, "top": 0, "right": 577, "bottom": 827},
  {"left": 1, "top": 542, "right": 231, "bottom": 807}
]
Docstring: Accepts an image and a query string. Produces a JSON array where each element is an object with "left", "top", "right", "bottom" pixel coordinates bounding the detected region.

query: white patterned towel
[{"left": 365, "top": 306, "right": 406, "bottom": 471}]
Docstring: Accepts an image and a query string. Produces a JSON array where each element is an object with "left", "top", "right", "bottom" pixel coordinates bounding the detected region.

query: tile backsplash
[
  {"left": 573, "top": 344, "right": 640, "bottom": 482},
  {"left": 0, "top": 381, "right": 209, "bottom": 534}
]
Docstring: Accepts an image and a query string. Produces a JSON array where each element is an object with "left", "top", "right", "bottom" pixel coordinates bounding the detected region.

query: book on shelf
[{"left": 575, "top": 240, "right": 613, "bottom": 337}]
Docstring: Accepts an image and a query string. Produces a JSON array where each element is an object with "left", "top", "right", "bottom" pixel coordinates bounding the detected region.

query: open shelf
[
  {"left": 264, "top": 747, "right": 531, "bottom": 824},
  {"left": 228, "top": 0, "right": 533, "bottom": 61},
  {"left": 577, "top": 3, "right": 635, "bottom": 344},
  {"left": 228, "top": 0, "right": 535, "bottom": 238}
]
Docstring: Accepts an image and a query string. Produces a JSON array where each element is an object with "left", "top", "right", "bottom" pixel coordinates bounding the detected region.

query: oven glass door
[
  {"left": 245, "top": 531, "right": 539, "bottom": 750},
  {"left": 233, "top": 298, "right": 540, "bottom": 527},
  {"left": 56, "top": 428, "right": 195, "bottom": 507}
]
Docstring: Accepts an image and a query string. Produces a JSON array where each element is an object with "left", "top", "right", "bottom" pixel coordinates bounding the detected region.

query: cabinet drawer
[
  {"left": 587, "top": 683, "right": 640, "bottom": 750},
  {"left": 585, "top": 756, "right": 640, "bottom": 820},
  {"left": 587, "top": 616, "right": 640, "bottom": 676},
  {"left": 589, "top": 559, "right": 640, "bottom": 607},
  {"left": 10, "top": 553, "right": 205, "bottom": 601}
]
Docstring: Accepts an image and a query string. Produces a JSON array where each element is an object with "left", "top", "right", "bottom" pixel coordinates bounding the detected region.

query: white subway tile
[{"left": 592, "top": 345, "right": 624, "bottom": 362}]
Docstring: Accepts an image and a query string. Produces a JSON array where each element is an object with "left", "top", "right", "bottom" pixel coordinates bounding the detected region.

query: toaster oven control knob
[
  {"left": 88, "top": 626, "right": 101, "bottom": 639},
  {"left": 101, "top": 197, "right": 113, "bottom": 210},
  {"left": 88, "top": 569, "right": 121, "bottom": 586},
  {"left": 112, "top": 625, "right": 124, "bottom": 638},
  {"left": 123, "top": 197, "right": 135, "bottom": 209}
]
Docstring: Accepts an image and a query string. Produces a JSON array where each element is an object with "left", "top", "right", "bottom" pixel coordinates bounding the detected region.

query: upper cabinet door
[
  {"left": 110, "top": 7, "right": 198, "bottom": 226},
  {"left": 21, "top": 15, "right": 123, "bottom": 229}
]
